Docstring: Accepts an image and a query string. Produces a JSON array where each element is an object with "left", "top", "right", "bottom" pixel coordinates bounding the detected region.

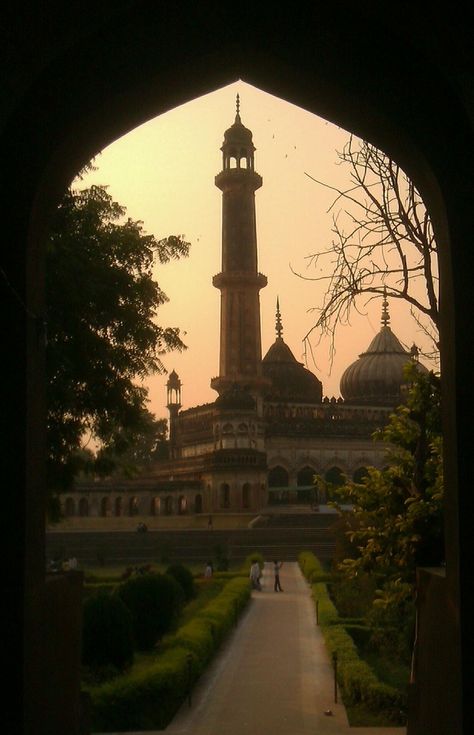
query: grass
[{"left": 48, "top": 513, "right": 257, "bottom": 532}]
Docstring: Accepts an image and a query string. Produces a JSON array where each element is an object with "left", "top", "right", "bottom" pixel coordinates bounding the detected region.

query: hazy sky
[{"left": 80, "top": 81, "right": 435, "bottom": 418}]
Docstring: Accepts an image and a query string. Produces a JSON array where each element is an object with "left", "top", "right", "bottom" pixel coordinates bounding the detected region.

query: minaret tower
[{"left": 211, "top": 96, "right": 268, "bottom": 406}]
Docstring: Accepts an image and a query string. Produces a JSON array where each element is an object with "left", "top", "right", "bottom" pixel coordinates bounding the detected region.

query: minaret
[{"left": 210, "top": 96, "right": 268, "bottom": 406}]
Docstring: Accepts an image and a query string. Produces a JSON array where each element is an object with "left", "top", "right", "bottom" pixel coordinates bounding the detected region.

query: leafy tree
[
  {"left": 46, "top": 180, "right": 189, "bottom": 501},
  {"left": 299, "top": 137, "right": 439, "bottom": 365},
  {"left": 338, "top": 365, "right": 443, "bottom": 582},
  {"left": 95, "top": 415, "right": 169, "bottom": 477},
  {"left": 333, "top": 365, "right": 443, "bottom": 658}
]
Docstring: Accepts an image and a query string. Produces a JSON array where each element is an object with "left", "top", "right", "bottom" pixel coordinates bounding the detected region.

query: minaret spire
[
  {"left": 381, "top": 287, "right": 390, "bottom": 327},
  {"left": 235, "top": 93, "right": 241, "bottom": 122},
  {"left": 276, "top": 296, "right": 283, "bottom": 338}
]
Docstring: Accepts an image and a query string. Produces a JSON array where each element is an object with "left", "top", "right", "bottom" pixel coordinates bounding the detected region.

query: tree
[
  {"left": 333, "top": 365, "right": 443, "bottom": 658},
  {"left": 46, "top": 180, "right": 189, "bottom": 501},
  {"left": 299, "top": 137, "right": 439, "bottom": 365}
]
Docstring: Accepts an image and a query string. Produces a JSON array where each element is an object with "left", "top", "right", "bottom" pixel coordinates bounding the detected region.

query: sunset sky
[{"left": 80, "top": 81, "right": 436, "bottom": 419}]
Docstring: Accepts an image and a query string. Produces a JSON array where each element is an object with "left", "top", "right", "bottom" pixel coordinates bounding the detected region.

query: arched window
[
  {"left": 165, "top": 496, "right": 174, "bottom": 515},
  {"left": 353, "top": 466, "right": 369, "bottom": 483},
  {"left": 150, "top": 497, "right": 160, "bottom": 516},
  {"left": 194, "top": 494, "right": 203, "bottom": 514},
  {"left": 242, "top": 483, "right": 250, "bottom": 509},
  {"left": 297, "top": 466, "right": 316, "bottom": 487},
  {"left": 79, "top": 498, "right": 89, "bottom": 517},
  {"left": 129, "top": 496, "right": 139, "bottom": 516},
  {"left": 64, "top": 497, "right": 75, "bottom": 517},
  {"left": 115, "top": 497, "right": 122, "bottom": 517},
  {"left": 268, "top": 466, "right": 289, "bottom": 488},
  {"left": 100, "top": 497, "right": 110, "bottom": 517},
  {"left": 325, "top": 466, "right": 345, "bottom": 486},
  {"left": 220, "top": 483, "right": 230, "bottom": 509}
]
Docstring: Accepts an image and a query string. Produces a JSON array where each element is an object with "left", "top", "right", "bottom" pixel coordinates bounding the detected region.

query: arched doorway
[
  {"left": 78, "top": 498, "right": 89, "bottom": 517},
  {"left": 220, "top": 483, "right": 230, "bottom": 509},
  {"left": 7, "top": 9, "right": 471, "bottom": 733},
  {"left": 100, "top": 497, "right": 110, "bottom": 517},
  {"left": 194, "top": 494, "right": 203, "bottom": 514},
  {"left": 114, "top": 497, "right": 123, "bottom": 517}
]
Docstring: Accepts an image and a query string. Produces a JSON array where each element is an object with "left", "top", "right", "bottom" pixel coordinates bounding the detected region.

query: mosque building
[{"left": 63, "top": 100, "right": 427, "bottom": 520}]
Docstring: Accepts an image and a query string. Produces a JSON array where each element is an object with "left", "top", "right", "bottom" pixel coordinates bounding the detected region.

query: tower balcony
[
  {"left": 212, "top": 271, "right": 267, "bottom": 290},
  {"left": 215, "top": 168, "right": 262, "bottom": 192}
]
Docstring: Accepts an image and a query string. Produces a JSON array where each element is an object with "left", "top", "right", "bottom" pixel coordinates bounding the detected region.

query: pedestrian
[
  {"left": 273, "top": 560, "right": 283, "bottom": 591},
  {"left": 250, "top": 560, "right": 261, "bottom": 590},
  {"left": 204, "top": 561, "right": 213, "bottom": 578},
  {"left": 208, "top": 514, "right": 213, "bottom": 530}
]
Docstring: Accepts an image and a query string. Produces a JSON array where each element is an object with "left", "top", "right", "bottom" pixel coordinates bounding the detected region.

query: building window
[{"left": 268, "top": 466, "right": 289, "bottom": 488}]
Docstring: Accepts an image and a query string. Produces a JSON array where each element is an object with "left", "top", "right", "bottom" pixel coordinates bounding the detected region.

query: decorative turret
[
  {"left": 211, "top": 96, "right": 269, "bottom": 406},
  {"left": 166, "top": 370, "right": 182, "bottom": 458}
]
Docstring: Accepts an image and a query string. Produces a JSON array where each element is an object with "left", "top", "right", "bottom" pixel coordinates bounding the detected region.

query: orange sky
[{"left": 80, "top": 81, "right": 437, "bottom": 418}]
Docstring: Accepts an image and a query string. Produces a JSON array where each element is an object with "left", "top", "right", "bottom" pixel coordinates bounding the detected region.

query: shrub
[
  {"left": 82, "top": 591, "right": 134, "bottom": 673},
  {"left": 89, "top": 575, "right": 252, "bottom": 731},
  {"left": 166, "top": 564, "right": 196, "bottom": 601},
  {"left": 117, "top": 573, "right": 184, "bottom": 650}
]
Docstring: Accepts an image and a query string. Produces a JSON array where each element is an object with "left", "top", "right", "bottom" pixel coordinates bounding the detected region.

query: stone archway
[{"left": 6, "top": 8, "right": 472, "bottom": 734}]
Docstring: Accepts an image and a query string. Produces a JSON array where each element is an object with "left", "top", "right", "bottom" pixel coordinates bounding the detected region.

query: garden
[{"left": 80, "top": 553, "right": 263, "bottom": 732}]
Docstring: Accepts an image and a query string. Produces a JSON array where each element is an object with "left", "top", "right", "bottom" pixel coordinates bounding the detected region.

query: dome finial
[
  {"left": 235, "top": 93, "right": 241, "bottom": 123},
  {"left": 276, "top": 296, "right": 283, "bottom": 338},
  {"left": 381, "top": 286, "right": 390, "bottom": 327}
]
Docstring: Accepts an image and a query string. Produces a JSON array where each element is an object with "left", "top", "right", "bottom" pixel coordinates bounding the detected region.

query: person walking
[
  {"left": 250, "top": 560, "right": 262, "bottom": 590},
  {"left": 273, "top": 560, "right": 283, "bottom": 591}
]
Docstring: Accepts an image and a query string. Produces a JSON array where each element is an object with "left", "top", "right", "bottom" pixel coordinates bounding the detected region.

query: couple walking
[{"left": 250, "top": 559, "right": 283, "bottom": 592}]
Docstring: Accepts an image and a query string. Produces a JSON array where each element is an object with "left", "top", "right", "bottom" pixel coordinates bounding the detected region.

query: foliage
[
  {"left": 299, "top": 136, "right": 439, "bottom": 365},
  {"left": 165, "top": 564, "right": 196, "bottom": 602},
  {"left": 46, "top": 179, "right": 189, "bottom": 499},
  {"left": 338, "top": 366, "right": 443, "bottom": 586},
  {"left": 298, "top": 552, "right": 407, "bottom": 724},
  {"left": 82, "top": 591, "right": 134, "bottom": 674},
  {"left": 117, "top": 573, "right": 184, "bottom": 650}
]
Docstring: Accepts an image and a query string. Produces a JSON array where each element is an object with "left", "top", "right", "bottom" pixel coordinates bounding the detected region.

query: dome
[
  {"left": 214, "top": 383, "right": 256, "bottom": 411},
  {"left": 262, "top": 300, "right": 323, "bottom": 403},
  {"left": 340, "top": 297, "right": 429, "bottom": 406},
  {"left": 262, "top": 338, "right": 323, "bottom": 403}
]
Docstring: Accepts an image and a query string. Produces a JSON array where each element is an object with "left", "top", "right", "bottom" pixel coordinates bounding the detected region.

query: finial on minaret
[
  {"left": 381, "top": 287, "right": 390, "bottom": 327},
  {"left": 276, "top": 296, "right": 283, "bottom": 338},
  {"left": 235, "top": 93, "right": 241, "bottom": 123}
]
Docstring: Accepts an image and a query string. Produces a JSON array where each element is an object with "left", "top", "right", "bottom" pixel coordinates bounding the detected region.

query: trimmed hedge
[
  {"left": 88, "top": 575, "right": 251, "bottom": 731},
  {"left": 117, "top": 573, "right": 184, "bottom": 651},
  {"left": 166, "top": 564, "right": 196, "bottom": 601},
  {"left": 82, "top": 591, "right": 134, "bottom": 673},
  {"left": 298, "top": 552, "right": 406, "bottom": 724}
]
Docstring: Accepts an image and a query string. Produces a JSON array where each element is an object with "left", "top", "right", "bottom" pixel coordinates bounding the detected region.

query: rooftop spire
[
  {"left": 276, "top": 296, "right": 283, "bottom": 338},
  {"left": 381, "top": 287, "right": 390, "bottom": 327},
  {"left": 235, "top": 93, "right": 241, "bottom": 123}
]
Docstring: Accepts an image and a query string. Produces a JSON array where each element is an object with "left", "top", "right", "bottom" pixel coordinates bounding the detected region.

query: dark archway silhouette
[{"left": 4, "top": 6, "right": 473, "bottom": 734}]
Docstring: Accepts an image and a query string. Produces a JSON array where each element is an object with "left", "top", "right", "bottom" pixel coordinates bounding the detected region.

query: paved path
[{"left": 166, "top": 562, "right": 406, "bottom": 735}]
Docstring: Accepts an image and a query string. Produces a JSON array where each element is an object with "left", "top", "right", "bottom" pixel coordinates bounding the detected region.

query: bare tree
[{"left": 296, "top": 136, "right": 439, "bottom": 367}]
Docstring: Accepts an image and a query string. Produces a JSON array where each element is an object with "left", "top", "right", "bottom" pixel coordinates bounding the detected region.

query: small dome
[
  {"left": 167, "top": 369, "right": 181, "bottom": 389},
  {"left": 262, "top": 337, "right": 323, "bottom": 403},
  {"left": 214, "top": 384, "right": 256, "bottom": 411},
  {"left": 340, "top": 318, "right": 429, "bottom": 406}
]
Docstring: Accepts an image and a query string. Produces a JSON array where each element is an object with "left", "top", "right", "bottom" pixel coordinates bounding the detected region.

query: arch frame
[{"left": 4, "top": 6, "right": 472, "bottom": 734}]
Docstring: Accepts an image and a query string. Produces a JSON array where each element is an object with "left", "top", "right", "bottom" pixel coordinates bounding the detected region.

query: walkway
[{"left": 166, "top": 562, "right": 406, "bottom": 735}]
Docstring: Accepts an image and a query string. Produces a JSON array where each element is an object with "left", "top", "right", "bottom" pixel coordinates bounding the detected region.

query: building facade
[{"left": 65, "top": 103, "right": 426, "bottom": 519}]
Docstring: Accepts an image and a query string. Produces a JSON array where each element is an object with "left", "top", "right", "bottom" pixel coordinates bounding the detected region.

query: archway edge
[{"left": 4, "top": 5, "right": 474, "bottom": 734}]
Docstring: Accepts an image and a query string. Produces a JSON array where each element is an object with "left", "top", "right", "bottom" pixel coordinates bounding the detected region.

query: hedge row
[
  {"left": 88, "top": 576, "right": 251, "bottom": 732},
  {"left": 298, "top": 552, "right": 406, "bottom": 723}
]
